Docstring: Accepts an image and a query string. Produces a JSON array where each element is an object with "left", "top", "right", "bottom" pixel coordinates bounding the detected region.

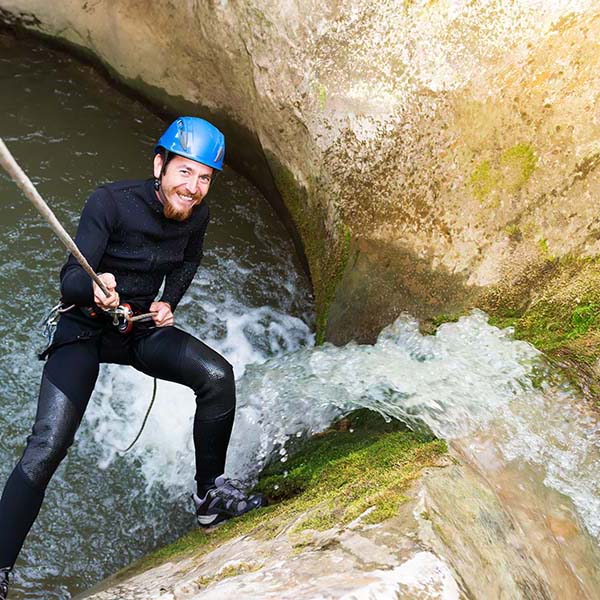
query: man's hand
[
  {"left": 93, "top": 273, "right": 120, "bottom": 309},
  {"left": 150, "top": 301, "right": 174, "bottom": 327}
]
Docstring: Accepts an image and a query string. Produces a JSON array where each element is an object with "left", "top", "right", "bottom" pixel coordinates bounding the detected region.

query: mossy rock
[
  {"left": 109, "top": 410, "right": 445, "bottom": 584},
  {"left": 484, "top": 255, "right": 600, "bottom": 349},
  {"left": 481, "top": 254, "right": 600, "bottom": 404},
  {"left": 469, "top": 142, "right": 537, "bottom": 203},
  {"left": 415, "top": 254, "right": 600, "bottom": 405},
  {"left": 252, "top": 410, "right": 442, "bottom": 531}
]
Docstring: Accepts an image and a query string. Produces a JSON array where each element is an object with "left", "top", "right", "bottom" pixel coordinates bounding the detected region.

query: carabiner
[{"left": 111, "top": 304, "right": 134, "bottom": 334}]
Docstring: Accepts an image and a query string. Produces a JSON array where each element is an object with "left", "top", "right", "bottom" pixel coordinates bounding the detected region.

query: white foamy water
[
  {"left": 86, "top": 310, "right": 600, "bottom": 540},
  {"left": 83, "top": 302, "right": 313, "bottom": 492},
  {"left": 228, "top": 310, "right": 544, "bottom": 473}
]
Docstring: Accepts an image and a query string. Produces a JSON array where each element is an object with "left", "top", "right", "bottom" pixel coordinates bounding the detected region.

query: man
[{"left": 0, "top": 117, "right": 264, "bottom": 598}]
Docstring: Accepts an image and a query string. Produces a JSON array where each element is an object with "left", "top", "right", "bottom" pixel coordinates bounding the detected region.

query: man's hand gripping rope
[
  {"left": 93, "top": 273, "right": 171, "bottom": 330},
  {"left": 0, "top": 139, "right": 163, "bottom": 333}
]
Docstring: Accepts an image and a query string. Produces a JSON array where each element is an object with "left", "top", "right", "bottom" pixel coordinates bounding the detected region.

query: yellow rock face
[{"left": 2, "top": 0, "right": 600, "bottom": 342}]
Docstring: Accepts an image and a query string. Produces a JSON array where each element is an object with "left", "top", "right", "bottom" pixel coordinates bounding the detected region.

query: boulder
[
  {"left": 74, "top": 459, "right": 600, "bottom": 599},
  {"left": 1, "top": 1, "right": 599, "bottom": 346}
]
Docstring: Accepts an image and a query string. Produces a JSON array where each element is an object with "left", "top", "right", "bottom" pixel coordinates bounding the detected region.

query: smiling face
[{"left": 153, "top": 153, "right": 213, "bottom": 221}]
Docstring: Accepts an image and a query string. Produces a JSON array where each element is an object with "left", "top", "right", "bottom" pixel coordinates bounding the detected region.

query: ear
[{"left": 153, "top": 153, "right": 164, "bottom": 179}]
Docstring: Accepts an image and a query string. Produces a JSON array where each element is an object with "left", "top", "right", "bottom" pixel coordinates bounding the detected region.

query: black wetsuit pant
[{"left": 0, "top": 312, "right": 235, "bottom": 569}]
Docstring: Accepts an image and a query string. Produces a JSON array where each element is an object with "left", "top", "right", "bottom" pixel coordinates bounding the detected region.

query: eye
[
  {"left": 200, "top": 175, "right": 212, "bottom": 184},
  {"left": 179, "top": 168, "right": 190, "bottom": 175}
]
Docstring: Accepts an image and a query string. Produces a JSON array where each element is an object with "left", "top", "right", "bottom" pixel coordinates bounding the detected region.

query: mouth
[{"left": 176, "top": 192, "right": 196, "bottom": 204}]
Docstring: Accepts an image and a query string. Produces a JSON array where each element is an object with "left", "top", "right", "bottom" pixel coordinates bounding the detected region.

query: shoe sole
[{"left": 197, "top": 513, "right": 220, "bottom": 526}]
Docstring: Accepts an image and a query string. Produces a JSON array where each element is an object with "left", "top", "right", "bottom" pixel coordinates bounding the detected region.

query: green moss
[
  {"left": 537, "top": 237, "right": 552, "bottom": 257},
  {"left": 470, "top": 160, "right": 496, "bottom": 201},
  {"left": 502, "top": 259, "right": 600, "bottom": 350},
  {"left": 500, "top": 143, "right": 537, "bottom": 190},
  {"left": 515, "top": 300, "right": 600, "bottom": 350},
  {"left": 469, "top": 143, "right": 537, "bottom": 202},
  {"left": 256, "top": 411, "right": 445, "bottom": 534},
  {"left": 108, "top": 410, "right": 445, "bottom": 586},
  {"left": 316, "top": 83, "right": 327, "bottom": 110},
  {"left": 569, "top": 303, "right": 600, "bottom": 338},
  {"left": 482, "top": 255, "right": 600, "bottom": 403}
]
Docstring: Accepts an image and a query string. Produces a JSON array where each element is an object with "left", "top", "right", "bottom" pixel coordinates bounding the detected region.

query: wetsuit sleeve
[
  {"left": 59, "top": 188, "right": 118, "bottom": 306},
  {"left": 160, "top": 212, "right": 209, "bottom": 311}
]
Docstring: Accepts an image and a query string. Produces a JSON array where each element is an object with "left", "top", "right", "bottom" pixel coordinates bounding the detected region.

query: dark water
[{"left": 0, "top": 30, "right": 313, "bottom": 599}]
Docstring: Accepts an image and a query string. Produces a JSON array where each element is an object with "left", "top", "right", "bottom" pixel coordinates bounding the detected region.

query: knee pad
[{"left": 19, "top": 374, "right": 81, "bottom": 489}]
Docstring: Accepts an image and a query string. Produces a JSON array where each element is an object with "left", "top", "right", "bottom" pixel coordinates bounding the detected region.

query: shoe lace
[{"left": 213, "top": 478, "right": 248, "bottom": 502}]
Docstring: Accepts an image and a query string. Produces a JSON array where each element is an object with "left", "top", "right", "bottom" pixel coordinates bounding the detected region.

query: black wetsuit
[{"left": 0, "top": 179, "right": 235, "bottom": 569}]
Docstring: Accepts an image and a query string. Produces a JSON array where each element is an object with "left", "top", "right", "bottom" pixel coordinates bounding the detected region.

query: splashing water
[
  {"left": 92, "top": 309, "right": 600, "bottom": 541},
  {"left": 230, "top": 310, "right": 600, "bottom": 538}
]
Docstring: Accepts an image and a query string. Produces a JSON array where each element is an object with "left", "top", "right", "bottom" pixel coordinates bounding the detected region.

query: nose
[{"left": 185, "top": 175, "right": 200, "bottom": 195}]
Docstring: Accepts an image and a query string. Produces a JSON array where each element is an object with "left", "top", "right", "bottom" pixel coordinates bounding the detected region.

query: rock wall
[
  {"left": 2, "top": 0, "right": 600, "bottom": 345},
  {"left": 75, "top": 460, "right": 600, "bottom": 600}
]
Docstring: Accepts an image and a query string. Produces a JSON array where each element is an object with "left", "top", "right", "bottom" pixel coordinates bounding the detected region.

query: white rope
[{"left": 0, "top": 137, "right": 110, "bottom": 297}]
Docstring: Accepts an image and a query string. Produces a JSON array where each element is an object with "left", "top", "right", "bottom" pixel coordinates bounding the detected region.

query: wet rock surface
[
  {"left": 75, "top": 460, "right": 600, "bottom": 600},
  {"left": 2, "top": 4, "right": 600, "bottom": 598}
]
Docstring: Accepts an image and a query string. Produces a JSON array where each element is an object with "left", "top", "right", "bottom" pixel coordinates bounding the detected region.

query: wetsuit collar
[{"left": 143, "top": 178, "right": 167, "bottom": 215}]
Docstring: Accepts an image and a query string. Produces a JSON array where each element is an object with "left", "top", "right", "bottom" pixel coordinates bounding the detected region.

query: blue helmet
[{"left": 155, "top": 117, "right": 225, "bottom": 171}]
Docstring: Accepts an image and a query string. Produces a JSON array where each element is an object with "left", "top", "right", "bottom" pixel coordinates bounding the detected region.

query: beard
[
  {"left": 160, "top": 185, "right": 202, "bottom": 221},
  {"left": 163, "top": 198, "right": 194, "bottom": 221}
]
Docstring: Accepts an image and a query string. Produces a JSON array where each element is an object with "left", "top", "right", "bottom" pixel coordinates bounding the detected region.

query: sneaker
[
  {"left": 0, "top": 567, "right": 10, "bottom": 600},
  {"left": 192, "top": 475, "right": 266, "bottom": 527}
]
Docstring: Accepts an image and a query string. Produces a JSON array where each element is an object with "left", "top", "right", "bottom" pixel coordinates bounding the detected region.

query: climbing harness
[
  {"left": 38, "top": 303, "right": 159, "bottom": 453},
  {"left": 40, "top": 302, "right": 157, "bottom": 346}
]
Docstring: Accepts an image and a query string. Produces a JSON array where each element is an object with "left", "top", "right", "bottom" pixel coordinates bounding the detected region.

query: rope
[
  {"left": 117, "top": 378, "right": 158, "bottom": 454},
  {"left": 0, "top": 139, "right": 162, "bottom": 456},
  {"left": 0, "top": 137, "right": 110, "bottom": 297}
]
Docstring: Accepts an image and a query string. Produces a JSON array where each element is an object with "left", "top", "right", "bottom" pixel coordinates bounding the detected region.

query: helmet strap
[
  {"left": 161, "top": 150, "right": 170, "bottom": 177},
  {"left": 154, "top": 149, "right": 170, "bottom": 192}
]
